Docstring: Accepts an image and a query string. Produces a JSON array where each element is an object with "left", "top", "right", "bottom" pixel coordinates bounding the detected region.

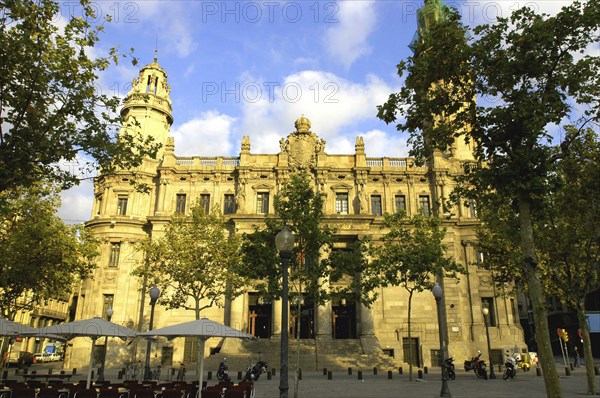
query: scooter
[
  {"left": 217, "top": 358, "right": 231, "bottom": 382},
  {"left": 503, "top": 355, "right": 516, "bottom": 380},
  {"left": 242, "top": 360, "right": 268, "bottom": 382}
]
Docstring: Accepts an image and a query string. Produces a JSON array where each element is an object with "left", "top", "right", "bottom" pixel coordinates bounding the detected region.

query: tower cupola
[{"left": 119, "top": 59, "right": 174, "bottom": 156}]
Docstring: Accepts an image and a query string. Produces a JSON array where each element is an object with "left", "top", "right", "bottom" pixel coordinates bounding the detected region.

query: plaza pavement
[{"left": 14, "top": 360, "right": 600, "bottom": 397}]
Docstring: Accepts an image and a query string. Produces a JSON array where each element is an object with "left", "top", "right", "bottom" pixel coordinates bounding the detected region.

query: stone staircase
[{"left": 201, "top": 337, "right": 402, "bottom": 376}]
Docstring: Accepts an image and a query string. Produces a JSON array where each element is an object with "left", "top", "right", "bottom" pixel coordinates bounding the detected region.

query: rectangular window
[
  {"left": 482, "top": 297, "right": 497, "bottom": 327},
  {"left": 102, "top": 294, "right": 114, "bottom": 320},
  {"left": 468, "top": 200, "right": 478, "bottom": 218},
  {"left": 200, "top": 194, "right": 210, "bottom": 214},
  {"left": 175, "top": 194, "right": 187, "bottom": 214},
  {"left": 117, "top": 196, "right": 128, "bottom": 216},
  {"left": 335, "top": 193, "right": 349, "bottom": 214},
  {"left": 108, "top": 243, "right": 120, "bottom": 268},
  {"left": 224, "top": 194, "right": 236, "bottom": 215},
  {"left": 371, "top": 195, "right": 382, "bottom": 216},
  {"left": 419, "top": 195, "right": 430, "bottom": 216},
  {"left": 395, "top": 195, "right": 406, "bottom": 212},
  {"left": 256, "top": 192, "right": 269, "bottom": 214}
]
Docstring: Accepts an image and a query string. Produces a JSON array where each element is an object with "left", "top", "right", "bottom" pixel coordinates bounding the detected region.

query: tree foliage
[
  {"left": 133, "top": 204, "right": 246, "bottom": 319},
  {"left": 240, "top": 171, "right": 364, "bottom": 305},
  {"left": 0, "top": 0, "right": 160, "bottom": 198},
  {"left": 360, "top": 211, "right": 462, "bottom": 379},
  {"left": 377, "top": 2, "right": 599, "bottom": 396},
  {"left": 0, "top": 183, "right": 98, "bottom": 320}
]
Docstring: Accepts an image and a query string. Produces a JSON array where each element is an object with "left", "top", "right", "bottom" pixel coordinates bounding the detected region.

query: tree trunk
[
  {"left": 576, "top": 301, "right": 596, "bottom": 395},
  {"left": 518, "top": 197, "right": 562, "bottom": 398},
  {"left": 407, "top": 290, "right": 413, "bottom": 382}
]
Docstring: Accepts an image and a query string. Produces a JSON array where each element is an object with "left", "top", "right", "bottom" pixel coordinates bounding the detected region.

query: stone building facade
[{"left": 67, "top": 57, "right": 527, "bottom": 373}]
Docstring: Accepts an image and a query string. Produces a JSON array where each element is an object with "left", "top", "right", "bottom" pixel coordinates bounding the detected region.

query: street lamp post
[
  {"left": 97, "top": 306, "right": 113, "bottom": 381},
  {"left": 482, "top": 306, "right": 496, "bottom": 379},
  {"left": 275, "top": 226, "right": 295, "bottom": 398},
  {"left": 432, "top": 283, "right": 451, "bottom": 398},
  {"left": 143, "top": 285, "right": 160, "bottom": 380}
]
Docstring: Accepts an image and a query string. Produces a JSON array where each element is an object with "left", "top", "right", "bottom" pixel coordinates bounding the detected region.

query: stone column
[{"left": 228, "top": 294, "right": 246, "bottom": 332}]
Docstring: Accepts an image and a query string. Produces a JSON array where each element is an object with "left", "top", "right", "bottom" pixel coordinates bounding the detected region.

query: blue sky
[{"left": 57, "top": 0, "right": 574, "bottom": 223}]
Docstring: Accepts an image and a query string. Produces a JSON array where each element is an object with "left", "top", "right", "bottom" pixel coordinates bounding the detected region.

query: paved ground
[{"left": 10, "top": 361, "right": 600, "bottom": 397}]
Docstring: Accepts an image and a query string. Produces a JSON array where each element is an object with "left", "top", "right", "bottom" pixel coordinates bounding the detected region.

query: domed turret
[{"left": 119, "top": 59, "right": 174, "bottom": 157}]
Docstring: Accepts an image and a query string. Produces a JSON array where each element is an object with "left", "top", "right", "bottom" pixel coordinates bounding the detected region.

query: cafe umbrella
[
  {"left": 138, "top": 318, "right": 254, "bottom": 397},
  {"left": 21, "top": 317, "right": 137, "bottom": 388}
]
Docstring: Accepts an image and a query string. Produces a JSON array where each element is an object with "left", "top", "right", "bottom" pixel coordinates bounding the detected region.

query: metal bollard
[
  {"left": 595, "top": 366, "right": 599, "bottom": 376},
  {"left": 398, "top": 366, "right": 403, "bottom": 375},
  {"left": 387, "top": 370, "right": 393, "bottom": 379},
  {"left": 207, "top": 371, "right": 212, "bottom": 380},
  {"left": 272, "top": 368, "right": 276, "bottom": 376},
  {"left": 267, "top": 371, "right": 272, "bottom": 380},
  {"left": 2, "top": 370, "right": 7, "bottom": 380},
  {"left": 348, "top": 367, "right": 352, "bottom": 375},
  {"left": 298, "top": 369, "right": 302, "bottom": 380},
  {"left": 358, "top": 371, "right": 363, "bottom": 380},
  {"left": 72, "top": 368, "right": 77, "bottom": 375},
  {"left": 417, "top": 370, "right": 423, "bottom": 379},
  {"left": 373, "top": 367, "right": 378, "bottom": 375},
  {"left": 570, "top": 363, "right": 574, "bottom": 371},
  {"left": 328, "top": 371, "right": 332, "bottom": 380},
  {"left": 323, "top": 368, "right": 327, "bottom": 375},
  {"left": 424, "top": 366, "right": 428, "bottom": 374},
  {"left": 237, "top": 371, "right": 242, "bottom": 380},
  {"left": 565, "top": 367, "right": 571, "bottom": 376}
]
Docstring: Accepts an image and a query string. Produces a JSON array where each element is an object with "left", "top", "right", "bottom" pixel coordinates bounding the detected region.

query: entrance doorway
[
  {"left": 402, "top": 337, "right": 421, "bottom": 367},
  {"left": 290, "top": 295, "right": 314, "bottom": 339},
  {"left": 332, "top": 299, "right": 357, "bottom": 339},
  {"left": 248, "top": 293, "right": 272, "bottom": 338}
]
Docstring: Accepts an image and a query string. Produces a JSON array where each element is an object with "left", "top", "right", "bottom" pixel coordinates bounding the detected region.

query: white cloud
[
  {"left": 237, "top": 70, "right": 401, "bottom": 155},
  {"left": 58, "top": 180, "right": 94, "bottom": 224},
  {"left": 132, "top": 1, "right": 197, "bottom": 58},
  {"left": 325, "top": 1, "right": 377, "bottom": 69},
  {"left": 171, "top": 111, "right": 237, "bottom": 156}
]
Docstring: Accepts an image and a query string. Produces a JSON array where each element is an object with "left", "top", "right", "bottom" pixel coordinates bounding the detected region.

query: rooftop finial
[{"left": 154, "top": 36, "right": 158, "bottom": 62}]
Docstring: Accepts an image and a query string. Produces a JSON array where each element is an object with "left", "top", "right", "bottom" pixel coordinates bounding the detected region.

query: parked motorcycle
[
  {"left": 242, "top": 360, "right": 268, "bottom": 382},
  {"left": 503, "top": 353, "right": 516, "bottom": 380},
  {"left": 217, "top": 358, "right": 231, "bottom": 382},
  {"left": 464, "top": 352, "right": 488, "bottom": 379},
  {"left": 444, "top": 357, "right": 456, "bottom": 380}
]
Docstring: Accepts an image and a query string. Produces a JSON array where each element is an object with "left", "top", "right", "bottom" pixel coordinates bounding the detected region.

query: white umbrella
[
  {"left": 21, "top": 317, "right": 137, "bottom": 388},
  {"left": 0, "top": 318, "right": 37, "bottom": 335},
  {"left": 138, "top": 318, "right": 254, "bottom": 397}
]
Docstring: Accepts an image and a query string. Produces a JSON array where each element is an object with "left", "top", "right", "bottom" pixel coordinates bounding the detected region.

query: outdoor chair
[
  {"left": 98, "top": 388, "right": 125, "bottom": 398},
  {"left": 161, "top": 388, "right": 186, "bottom": 398},
  {"left": 201, "top": 391, "right": 222, "bottom": 398},
  {"left": 11, "top": 388, "right": 37, "bottom": 398},
  {"left": 130, "top": 388, "right": 155, "bottom": 398},
  {"left": 224, "top": 388, "right": 246, "bottom": 398},
  {"left": 38, "top": 388, "right": 68, "bottom": 398},
  {"left": 74, "top": 388, "right": 100, "bottom": 398}
]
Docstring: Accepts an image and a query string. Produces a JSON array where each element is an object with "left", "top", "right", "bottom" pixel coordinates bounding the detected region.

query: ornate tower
[{"left": 120, "top": 57, "right": 174, "bottom": 160}]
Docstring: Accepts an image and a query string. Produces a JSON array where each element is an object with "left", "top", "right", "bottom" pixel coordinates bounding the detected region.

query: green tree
[
  {"left": 364, "top": 211, "right": 462, "bottom": 380},
  {"left": 133, "top": 204, "right": 246, "bottom": 320},
  {"left": 538, "top": 127, "right": 599, "bottom": 395},
  {"left": 0, "top": 184, "right": 98, "bottom": 320},
  {"left": 378, "top": 2, "right": 599, "bottom": 396},
  {"left": 240, "top": 171, "right": 348, "bottom": 305},
  {"left": 0, "top": 0, "right": 160, "bottom": 198},
  {"left": 240, "top": 171, "right": 364, "bottom": 396}
]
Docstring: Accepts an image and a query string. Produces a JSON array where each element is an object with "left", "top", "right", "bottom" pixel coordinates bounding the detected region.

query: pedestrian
[
  {"left": 574, "top": 346, "right": 580, "bottom": 367},
  {"left": 177, "top": 362, "right": 186, "bottom": 381}
]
